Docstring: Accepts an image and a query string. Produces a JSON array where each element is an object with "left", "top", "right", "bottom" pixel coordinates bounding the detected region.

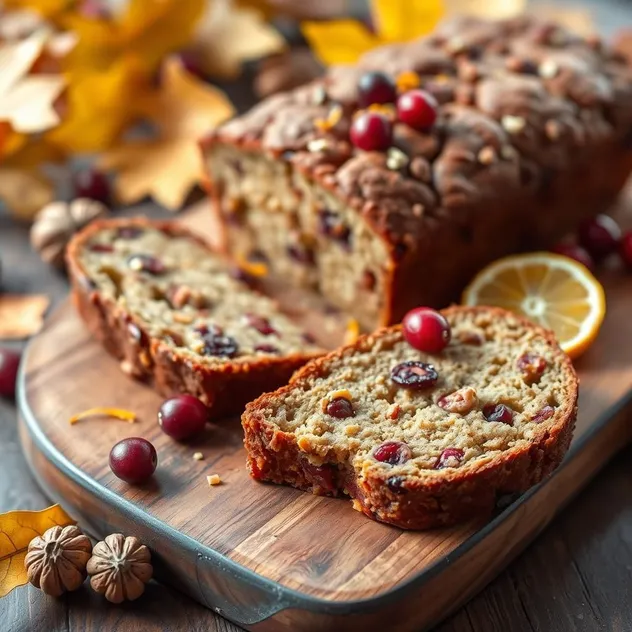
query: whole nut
[
  {"left": 30, "top": 198, "right": 109, "bottom": 268},
  {"left": 24, "top": 525, "right": 93, "bottom": 597}
]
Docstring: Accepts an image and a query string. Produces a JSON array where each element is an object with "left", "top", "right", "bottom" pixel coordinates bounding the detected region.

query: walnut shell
[
  {"left": 87, "top": 534, "right": 152, "bottom": 603},
  {"left": 30, "top": 198, "right": 109, "bottom": 268},
  {"left": 24, "top": 525, "right": 93, "bottom": 597}
]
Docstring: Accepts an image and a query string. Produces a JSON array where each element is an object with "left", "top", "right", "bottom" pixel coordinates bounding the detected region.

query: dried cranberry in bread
[
  {"left": 202, "top": 15, "right": 632, "bottom": 331},
  {"left": 66, "top": 218, "right": 323, "bottom": 419},
  {"left": 242, "top": 306, "right": 578, "bottom": 529}
]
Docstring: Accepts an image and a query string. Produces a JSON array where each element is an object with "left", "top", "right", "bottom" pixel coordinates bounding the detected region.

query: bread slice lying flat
[
  {"left": 66, "top": 218, "right": 323, "bottom": 419},
  {"left": 242, "top": 306, "right": 578, "bottom": 529}
]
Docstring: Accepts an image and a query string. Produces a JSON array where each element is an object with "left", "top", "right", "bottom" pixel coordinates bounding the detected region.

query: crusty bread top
[
  {"left": 245, "top": 306, "right": 578, "bottom": 480},
  {"left": 70, "top": 218, "right": 323, "bottom": 366}
]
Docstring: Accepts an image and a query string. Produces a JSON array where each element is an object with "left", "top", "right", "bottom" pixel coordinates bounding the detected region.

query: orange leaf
[
  {"left": 193, "top": 0, "right": 285, "bottom": 79},
  {"left": 100, "top": 57, "right": 235, "bottom": 210},
  {"left": 0, "top": 504, "right": 74, "bottom": 598}
]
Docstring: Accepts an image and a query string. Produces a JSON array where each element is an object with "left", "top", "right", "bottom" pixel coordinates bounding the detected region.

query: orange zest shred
[
  {"left": 236, "top": 254, "right": 268, "bottom": 278},
  {"left": 396, "top": 70, "right": 421, "bottom": 92},
  {"left": 344, "top": 318, "right": 360, "bottom": 345},
  {"left": 367, "top": 103, "right": 396, "bottom": 118},
  {"left": 314, "top": 104, "right": 343, "bottom": 131},
  {"left": 69, "top": 407, "right": 137, "bottom": 425}
]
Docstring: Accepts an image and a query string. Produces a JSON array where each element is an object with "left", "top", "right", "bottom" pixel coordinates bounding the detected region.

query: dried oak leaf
[
  {"left": 24, "top": 524, "right": 92, "bottom": 597},
  {"left": 0, "top": 28, "right": 65, "bottom": 134},
  {"left": 87, "top": 534, "right": 152, "bottom": 604},
  {"left": 192, "top": 0, "right": 285, "bottom": 79},
  {"left": 0, "top": 293, "right": 50, "bottom": 338},
  {"left": 0, "top": 168, "right": 54, "bottom": 221},
  {"left": 100, "top": 57, "right": 235, "bottom": 210},
  {"left": 302, "top": 0, "right": 444, "bottom": 65},
  {"left": 0, "top": 504, "right": 74, "bottom": 598}
]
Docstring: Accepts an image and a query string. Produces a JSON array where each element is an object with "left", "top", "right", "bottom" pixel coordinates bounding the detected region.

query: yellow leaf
[
  {"left": 445, "top": 0, "right": 526, "bottom": 19},
  {"left": 100, "top": 57, "right": 235, "bottom": 210},
  {"left": 0, "top": 29, "right": 65, "bottom": 134},
  {"left": 302, "top": 0, "right": 444, "bottom": 66},
  {"left": 46, "top": 54, "right": 145, "bottom": 152},
  {"left": 62, "top": 0, "right": 206, "bottom": 75},
  {"left": 0, "top": 168, "right": 54, "bottom": 221},
  {"left": 193, "top": 0, "right": 285, "bottom": 79},
  {"left": 372, "top": 0, "right": 444, "bottom": 42},
  {"left": 0, "top": 504, "right": 74, "bottom": 598},
  {"left": 302, "top": 19, "right": 379, "bottom": 66}
]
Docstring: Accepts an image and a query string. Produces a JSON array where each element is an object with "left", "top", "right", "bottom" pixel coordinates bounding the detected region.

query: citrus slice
[{"left": 462, "top": 252, "right": 606, "bottom": 359}]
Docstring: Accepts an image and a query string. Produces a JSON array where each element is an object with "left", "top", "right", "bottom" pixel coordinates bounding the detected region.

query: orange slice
[{"left": 462, "top": 252, "right": 606, "bottom": 359}]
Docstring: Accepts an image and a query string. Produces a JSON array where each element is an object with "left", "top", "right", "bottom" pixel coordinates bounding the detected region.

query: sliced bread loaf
[
  {"left": 66, "top": 218, "right": 323, "bottom": 419},
  {"left": 242, "top": 306, "right": 578, "bottom": 529}
]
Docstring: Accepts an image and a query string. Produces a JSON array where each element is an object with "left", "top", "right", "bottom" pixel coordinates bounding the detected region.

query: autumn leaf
[
  {"left": 100, "top": 57, "right": 235, "bottom": 210},
  {"left": 303, "top": 0, "right": 444, "bottom": 66},
  {"left": 61, "top": 0, "right": 205, "bottom": 75},
  {"left": 0, "top": 29, "right": 65, "bottom": 134},
  {"left": 0, "top": 504, "right": 74, "bottom": 598},
  {"left": 0, "top": 169, "right": 54, "bottom": 222},
  {"left": 46, "top": 54, "right": 146, "bottom": 152},
  {"left": 192, "top": 0, "right": 285, "bottom": 79}
]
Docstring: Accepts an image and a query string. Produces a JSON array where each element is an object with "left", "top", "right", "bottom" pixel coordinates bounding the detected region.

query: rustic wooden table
[{"left": 2, "top": 203, "right": 632, "bottom": 632}]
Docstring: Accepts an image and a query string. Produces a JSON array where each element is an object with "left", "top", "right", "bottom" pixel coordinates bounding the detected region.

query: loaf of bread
[
  {"left": 242, "top": 306, "right": 578, "bottom": 529},
  {"left": 202, "top": 15, "right": 632, "bottom": 331},
  {"left": 66, "top": 218, "right": 323, "bottom": 419}
]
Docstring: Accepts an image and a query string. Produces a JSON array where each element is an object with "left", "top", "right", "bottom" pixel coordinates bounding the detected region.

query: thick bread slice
[
  {"left": 66, "top": 217, "right": 323, "bottom": 419},
  {"left": 242, "top": 306, "right": 578, "bottom": 529}
]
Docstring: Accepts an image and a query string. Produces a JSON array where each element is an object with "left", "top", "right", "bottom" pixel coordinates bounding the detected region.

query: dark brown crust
[
  {"left": 242, "top": 306, "right": 579, "bottom": 529},
  {"left": 202, "top": 15, "right": 632, "bottom": 327},
  {"left": 65, "top": 217, "right": 322, "bottom": 420}
]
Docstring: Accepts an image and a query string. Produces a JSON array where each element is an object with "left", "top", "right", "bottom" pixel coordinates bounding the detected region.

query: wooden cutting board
[{"left": 17, "top": 200, "right": 632, "bottom": 632}]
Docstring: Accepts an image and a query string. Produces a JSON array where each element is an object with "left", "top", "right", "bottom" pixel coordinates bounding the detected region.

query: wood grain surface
[{"left": 11, "top": 193, "right": 632, "bottom": 631}]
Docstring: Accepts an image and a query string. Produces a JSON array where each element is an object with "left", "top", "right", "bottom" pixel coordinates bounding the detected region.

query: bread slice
[
  {"left": 242, "top": 306, "right": 578, "bottom": 529},
  {"left": 66, "top": 218, "right": 323, "bottom": 419}
]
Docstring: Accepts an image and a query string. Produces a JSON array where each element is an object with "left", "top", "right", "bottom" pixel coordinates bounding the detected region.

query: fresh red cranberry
[
  {"left": 202, "top": 331, "right": 239, "bottom": 358},
  {"left": 552, "top": 243, "right": 595, "bottom": 272},
  {"left": 88, "top": 243, "right": 114, "bottom": 253},
  {"left": 434, "top": 448, "right": 465, "bottom": 469},
  {"left": 357, "top": 71, "right": 397, "bottom": 107},
  {"left": 244, "top": 314, "right": 278, "bottom": 336},
  {"left": 391, "top": 361, "right": 438, "bottom": 389},
  {"left": 483, "top": 404, "right": 514, "bottom": 425},
  {"left": 350, "top": 112, "right": 392, "bottom": 151},
  {"left": 158, "top": 394, "right": 209, "bottom": 440},
  {"left": 109, "top": 437, "right": 157, "bottom": 484},
  {"left": 402, "top": 307, "right": 451, "bottom": 353},
  {"left": 532, "top": 405, "right": 555, "bottom": 423},
  {"left": 0, "top": 348, "right": 21, "bottom": 398},
  {"left": 373, "top": 441, "right": 413, "bottom": 465},
  {"left": 128, "top": 254, "right": 165, "bottom": 275},
  {"left": 254, "top": 344, "right": 279, "bottom": 354},
  {"left": 620, "top": 231, "right": 632, "bottom": 269},
  {"left": 578, "top": 214, "right": 622, "bottom": 261},
  {"left": 73, "top": 167, "right": 111, "bottom": 205},
  {"left": 326, "top": 397, "right": 354, "bottom": 419},
  {"left": 396, "top": 89, "right": 438, "bottom": 131}
]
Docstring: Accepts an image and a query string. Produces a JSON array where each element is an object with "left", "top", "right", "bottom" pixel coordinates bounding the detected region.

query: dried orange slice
[{"left": 462, "top": 252, "right": 606, "bottom": 359}]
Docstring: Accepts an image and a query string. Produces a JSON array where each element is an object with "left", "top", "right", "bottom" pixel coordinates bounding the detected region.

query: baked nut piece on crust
[
  {"left": 242, "top": 306, "right": 578, "bottom": 529},
  {"left": 66, "top": 218, "right": 323, "bottom": 420}
]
